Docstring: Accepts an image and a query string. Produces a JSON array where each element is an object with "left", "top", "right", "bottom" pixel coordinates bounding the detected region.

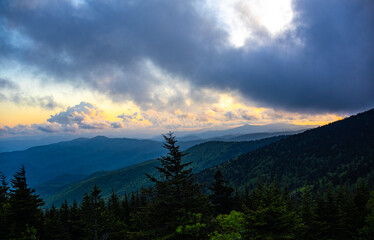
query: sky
[{"left": 0, "top": 0, "right": 373, "bottom": 138}]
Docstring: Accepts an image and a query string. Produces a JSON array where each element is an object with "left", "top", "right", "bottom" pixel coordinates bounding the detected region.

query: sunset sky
[{"left": 0, "top": 0, "right": 373, "bottom": 138}]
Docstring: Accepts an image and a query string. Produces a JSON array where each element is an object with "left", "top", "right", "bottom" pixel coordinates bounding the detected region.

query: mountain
[
  {"left": 150, "top": 123, "right": 316, "bottom": 141},
  {"left": 179, "top": 123, "right": 315, "bottom": 140},
  {"left": 0, "top": 136, "right": 206, "bottom": 186},
  {"left": 204, "top": 130, "right": 306, "bottom": 142},
  {"left": 197, "top": 108, "right": 374, "bottom": 191},
  {"left": 40, "top": 136, "right": 286, "bottom": 207},
  {"left": 0, "top": 135, "right": 78, "bottom": 153}
]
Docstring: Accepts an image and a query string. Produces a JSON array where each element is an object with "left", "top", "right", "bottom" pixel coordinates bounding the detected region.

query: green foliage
[
  {"left": 243, "top": 180, "right": 304, "bottom": 240},
  {"left": 133, "top": 132, "right": 210, "bottom": 239},
  {"left": 197, "top": 108, "right": 374, "bottom": 197},
  {"left": 209, "top": 170, "right": 234, "bottom": 214},
  {"left": 209, "top": 210, "right": 245, "bottom": 240},
  {"left": 176, "top": 212, "right": 209, "bottom": 239},
  {"left": 7, "top": 166, "right": 44, "bottom": 239},
  {"left": 14, "top": 224, "right": 39, "bottom": 240},
  {"left": 359, "top": 191, "right": 374, "bottom": 239}
]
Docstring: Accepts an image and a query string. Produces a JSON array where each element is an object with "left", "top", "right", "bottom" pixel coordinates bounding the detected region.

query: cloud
[
  {"left": 0, "top": 78, "right": 62, "bottom": 110},
  {"left": 48, "top": 102, "right": 112, "bottom": 129},
  {"left": 0, "top": 92, "right": 62, "bottom": 110},
  {"left": 0, "top": 102, "right": 125, "bottom": 136},
  {"left": 1, "top": 0, "right": 373, "bottom": 113},
  {"left": 0, "top": 78, "right": 18, "bottom": 89},
  {"left": 117, "top": 112, "right": 140, "bottom": 122}
]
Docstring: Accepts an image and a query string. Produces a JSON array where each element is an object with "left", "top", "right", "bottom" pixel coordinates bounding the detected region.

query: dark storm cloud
[{"left": 1, "top": 0, "right": 373, "bottom": 113}]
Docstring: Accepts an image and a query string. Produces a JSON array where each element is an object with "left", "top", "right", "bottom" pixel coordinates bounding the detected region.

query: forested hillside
[
  {"left": 0, "top": 136, "right": 209, "bottom": 186},
  {"left": 42, "top": 136, "right": 285, "bottom": 207},
  {"left": 1, "top": 127, "right": 373, "bottom": 240},
  {"left": 197, "top": 108, "right": 374, "bottom": 191}
]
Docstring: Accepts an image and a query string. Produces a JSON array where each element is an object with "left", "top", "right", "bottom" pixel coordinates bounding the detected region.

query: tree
[
  {"left": 80, "top": 185, "right": 107, "bottom": 240},
  {"left": 209, "top": 210, "right": 245, "bottom": 240},
  {"left": 243, "top": 180, "right": 304, "bottom": 240},
  {"left": 7, "top": 166, "right": 44, "bottom": 239},
  {"left": 209, "top": 169, "right": 234, "bottom": 214},
  {"left": 0, "top": 172, "right": 10, "bottom": 239},
  {"left": 59, "top": 200, "right": 71, "bottom": 240},
  {"left": 299, "top": 185, "right": 317, "bottom": 240},
  {"left": 359, "top": 191, "right": 374, "bottom": 239},
  {"left": 69, "top": 200, "right": 83, "bottom": 240},
  {"left": 44, "top": 205, "right": 64, "bottom": 240},
  {"left": 133, "top": 132, "right": 208, "bottom": 239}
]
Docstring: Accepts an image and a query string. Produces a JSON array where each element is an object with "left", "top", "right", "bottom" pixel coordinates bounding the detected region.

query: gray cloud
[
  {"left": 0, "top": 78, "right": 18, "bottom": 89},
  {"left": 1, "top": 92, "right": 62, "bottom": 110},
  {"left": 117, "top": 112, "right": 140, "bottom": 122},
  {"left": 1, "top": 0, "right": 373, "bottom": 113}
]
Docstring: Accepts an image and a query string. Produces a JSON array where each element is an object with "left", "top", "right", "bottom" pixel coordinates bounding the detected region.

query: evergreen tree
[
  {"left": 69, "top": 200, "right": 83, "bottom": 240},
  {"left": 134, "top": 132, "right": 208, "bottom": 239},
  {"left": 0, "top": 172, "right": 9, "bottom": 239},
  {"left": 44, "top": 205, "right": 64, "bottom": 240},
  {"left": 7, "top": 166, "right": 44, "bottom": 239},
  {"left": 80, "top": 185, "right": 107, "bottom": 240},
  {"left": 243, "top": 180, "right": 303, "bottom": 240},
  {"left": 336, "top": 185, "right": 358, "bottom": 239},
  {"left": 209, "top": 169, "right": 234, "bottom": 214},
  {"left": 107, "top": 190, "right": 121, "bottom": 219},
  {"left": 299, "top": 185, "right": 317, "bottom": 240},
  {"left": 121, "top": 194, "right": 131, "bottom": 226},
  {"left": 59, "top": 200, "right": 71, "bottom": 240},
  {"left": 359, "top": 190, "right": 374, "bottom": 239}
]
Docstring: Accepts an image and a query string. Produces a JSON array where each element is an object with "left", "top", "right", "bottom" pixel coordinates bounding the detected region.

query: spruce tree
[
  {"left": 44, "top": 205, "right": 64, "bottom": 240},
  {"left": 243, "top": 180, "right": 304, "bottom": 240},
  {"left": 59, "top": 200, "right": 71, "bottom": 240},
  {"left": 134, "top": 132, "right": 208, "bottom": 239},
  {"left": 7, "top": 166, "right": 44, "bottom": 239},
  {"left": 81, "top": 185, "right": 106, "bottom": 240},
  {"left": 0, "top": 172, "right": 9, "bottom": 239},
  {"left": 209, "top": 169, "right": 234, "bottom": 214},
  {"left": 69, "top": 200, "right": 83, "bottom": 240},
  {"left": 359, "top": 190, "right": 374, "bottom": 239},
  {"left": 299, "top": 185, "right": 317, "bottom": 240}
]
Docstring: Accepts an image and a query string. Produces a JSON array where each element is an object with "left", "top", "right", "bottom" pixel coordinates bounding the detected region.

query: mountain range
[
  {"left": 42, "top": 108, "right": 374, "bottom": 207},
  {"left": 39, "top": 136, "right": 286, "bottom": 207}
]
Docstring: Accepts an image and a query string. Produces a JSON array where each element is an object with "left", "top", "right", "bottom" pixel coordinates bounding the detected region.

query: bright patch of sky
[{"left": 201, "top": 0, "right": 294, "bottom": 47}]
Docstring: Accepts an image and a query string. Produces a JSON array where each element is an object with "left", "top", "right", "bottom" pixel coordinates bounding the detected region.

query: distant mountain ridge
[
  {"left": 40, "top": 136, "right": 286, "bottom": 207},
  {"left": 197, "top": 108, "right": 374, "bottom": 191},
  {"left": 0, "top": 136, "right": 170, "bottom": 186},
  {"left": 0, "top": 128, "right": 304, "bottom": 186},
  {"left": 149, "top": 123, "right": 316, "bottom": 141}
]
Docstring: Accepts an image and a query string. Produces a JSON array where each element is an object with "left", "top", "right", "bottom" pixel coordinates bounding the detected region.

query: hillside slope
[
  {"left": 43, "top": 136, "right": 285, "bottom": 206},
  {"left": 0, "top": 136, "right": 167, "bottom": 186},
  {"left": 197, "top": 108, "right": 374, "bottom": 191}
]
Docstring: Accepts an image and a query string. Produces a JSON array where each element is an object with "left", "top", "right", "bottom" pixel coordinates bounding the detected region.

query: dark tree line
[{"left": 1, "top": 133, "right": 374, "bottom": 239}]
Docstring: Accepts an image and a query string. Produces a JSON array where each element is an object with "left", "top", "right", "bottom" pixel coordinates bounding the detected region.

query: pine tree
[
  {"left": 44, "top": 205, "right": 64, "bottom": 239},
  {"left": 299, "top": 185, "right": 317, "bottom": 240},
  {"left": 134, "top": 132, "right": 208, "bottom": 239},
  {"left": 7, "top": 166, "right": 44, "bottom": 239},
  {"left": 359, "top": 190, "right": 374, "bottom": 239},
  {"left": 243, "top": 180, "right": 304, "bottom": 240},
  {"left": 69, "top": 200, "right": 83, "bottom": 240},
  {"left": 121, "top": 194, "right": 131, "bottom": 226},
  {"left": 336, "top": 185, "right": 358, "bottom": 239},
  {"left": 81, "top": 185, "right": 107, "bottom": 240},
  {"left": 0, "top": 172, "right": 10, "bottom": 239},
  {"left": 209, "top": 169, "right": 234, "bottom": 214},
  {"left": 59, "top": 200, "right": 71, "bottom": 240}
]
